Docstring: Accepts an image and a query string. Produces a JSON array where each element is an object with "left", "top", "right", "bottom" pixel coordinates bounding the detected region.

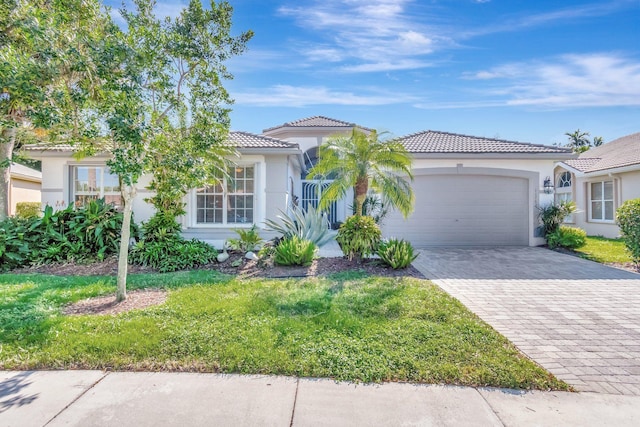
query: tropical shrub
[
  {"left": 264, "top": 205, "right": 333, "bottom": 247},
  {"left": 336, "top": 215, "right": 381, "bottom": 261},
  {"left": 377, "top": 238, "right": 418, "bottom": 269},
  {"left": 129, "top": 237, "right": 217, "bottom": 272},
  {"left": 616, "top": 198, "right": 640, "bottom": 266},
  {"left": 274, "top": 236, "right": 316, "bottom": 266},
  {"left": 15, "top": 202, "right": 41, "bottom": 219},
  {"left": 539, "top": 201, "right": 577, "bottom": 237},
  {"left": 546, "top": 226, "right": 587, "bottom": 250},
  {"left": 227, "top": 224, "right": 263, "bottom": 252},
  {"left": 142, "top": 211, "right": 182, "bottom": 242},
  {"left": 0, "top": 199, "right": 133, "bottom": 270}
]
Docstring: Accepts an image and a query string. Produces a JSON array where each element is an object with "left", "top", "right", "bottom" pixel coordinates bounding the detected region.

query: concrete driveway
[{"left": 413, "top": 247, "right": 640, "bottom": 396}]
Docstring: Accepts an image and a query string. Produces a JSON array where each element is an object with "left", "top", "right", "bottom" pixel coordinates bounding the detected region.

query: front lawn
[
  {"left": 574, "top": 236, "right": 632, "bottom": 264},
  {"left": 0, "top": 271, "right": 567, "bottom": 390}
]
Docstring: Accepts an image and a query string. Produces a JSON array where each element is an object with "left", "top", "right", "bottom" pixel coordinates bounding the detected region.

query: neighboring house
[
  {"left": 7, "top": 163, "right": 42, "bottom": 216},
  {"left": 27, "top": 116, "right": 575, "bottom": 247},
  {"left": 555, "top": 132, "right": 640, "bottom": 238}
]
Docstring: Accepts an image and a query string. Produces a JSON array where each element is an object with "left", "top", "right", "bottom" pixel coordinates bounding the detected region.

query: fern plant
[
  {"left": 265, "top": 205, "right": 333, "bottom": 247},
  {"left": 336, "top": 215, "right": 381, "bottom": 261},
  {"left": 227, "top": 224, "right": 264, "bottom": 252}
]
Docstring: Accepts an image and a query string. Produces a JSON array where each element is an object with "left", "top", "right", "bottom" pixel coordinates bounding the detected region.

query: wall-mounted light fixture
[{"left": 543, "top": 176, "right": 554, "bottom": 194}]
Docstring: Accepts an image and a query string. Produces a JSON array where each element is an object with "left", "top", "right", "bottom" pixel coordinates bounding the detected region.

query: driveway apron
[{"left": 413, "top": 247, "right": 640, "bottom": 396}]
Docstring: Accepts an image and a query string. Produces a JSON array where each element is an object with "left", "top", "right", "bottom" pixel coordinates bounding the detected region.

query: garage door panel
[{"left": 382, "top": 174, "right": 529, "bottom": 247}]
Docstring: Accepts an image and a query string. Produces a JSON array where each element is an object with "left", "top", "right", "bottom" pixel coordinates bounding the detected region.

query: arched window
[
  {"left": 555, "top": 171, "right": 573, "bottom": 222},
  {"left": 557, "top": 171, "right": 572, "bottom": 188}
]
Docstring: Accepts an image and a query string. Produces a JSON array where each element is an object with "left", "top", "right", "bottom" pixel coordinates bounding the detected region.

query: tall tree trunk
[
  {"left": 0, "top": 128, "right": 17, "bottom": 220},
  {"left": 354, "top": 177, "right": 369, "bottom": 217},
  {"left": 116, "top": 184, "right": 136, "bottom": 302}
]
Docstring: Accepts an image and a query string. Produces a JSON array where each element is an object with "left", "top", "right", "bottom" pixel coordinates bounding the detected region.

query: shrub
[
  {"left": 142, "top": 211, "right": 182, "bottom": 242},
  {"left": 129, "top": 237, "right": 217, "bottom": 272},
  {"left": 539, "top": 201, "right": 577, "bottom": 237},
  {"left": 0, "top": 199, "right": 133, "bottom": 270},
  {"left": 15, "top": 202, "right": 41, "bottom": 219},
  {"left": 227, "top": 224, "right": 263, "bottom": 252},
  {"left": 377, "top": 238, "right": 418, "bottom": 269},
  {"left": 546, "top": 226, "right": 587, "bottom": 250},
  {"left": 336, "top": 215, "right": 381, "bottom": 261},
  {"left": 264, "top": 205, "right": 333, "bottom": 247},
  {"left": 274, "top": 236, "right": 317, "bottom": 266},
  {"left": 616, "top": 198, "right": 640, "bottom": 266}
]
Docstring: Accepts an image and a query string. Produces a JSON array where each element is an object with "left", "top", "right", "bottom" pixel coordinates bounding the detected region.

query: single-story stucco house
[
  {"left": 6, "top": 163, "right": 42, "bottom": 216},
  {"left": 27, "top": 115, "right": 576, "bottom": 247},
  {"left": 554, "top": 132, "right": 640, "bottom": 238}
]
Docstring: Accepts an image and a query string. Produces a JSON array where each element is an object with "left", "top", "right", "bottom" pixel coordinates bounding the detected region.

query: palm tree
[
  {"left": 565, "top": 129, "right": 591, "bottom": 153},
  {"left": 307, "top": 129, "right": 415, "bottom": 218}
]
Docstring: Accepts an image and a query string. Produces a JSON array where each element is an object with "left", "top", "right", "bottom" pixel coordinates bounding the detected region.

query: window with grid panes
[{"left": 196, "top": 165, "right": 254, "bottom": 224}]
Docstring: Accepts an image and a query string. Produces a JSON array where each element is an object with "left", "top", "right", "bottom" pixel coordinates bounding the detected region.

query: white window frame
[
  {"left": 70, "top": 165, "right": 122, "bottom": 208},
  {"left": 193, "top": 164, "right": 256, "bottom": 227},
  {"left": 588, "top": 180, "right": 615, "bottom": 223},
  {"left": 555, "top": 171, "right": 574, "bottom": 223}
]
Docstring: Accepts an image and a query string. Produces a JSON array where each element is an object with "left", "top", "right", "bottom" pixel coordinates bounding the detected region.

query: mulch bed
[{"left": 18, "top": 253, "right": 424, "bottom": 316}]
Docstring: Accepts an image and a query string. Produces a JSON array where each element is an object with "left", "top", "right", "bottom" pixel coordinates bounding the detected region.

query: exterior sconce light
[{"left": 543, "top": 176, "right": 554, "bottom": 194}]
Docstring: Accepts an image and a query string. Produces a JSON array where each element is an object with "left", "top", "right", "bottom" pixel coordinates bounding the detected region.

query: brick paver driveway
[{"left": 413, "top": 247, "right": 640, "bottom": 395}]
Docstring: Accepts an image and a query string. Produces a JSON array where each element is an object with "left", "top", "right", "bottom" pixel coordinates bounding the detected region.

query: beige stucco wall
[
  {"left": 564, "top": 169, "right": 640, "bottom": 238},
  {"left": 9, "top": 178, "right": 41, "bottom": 215}
]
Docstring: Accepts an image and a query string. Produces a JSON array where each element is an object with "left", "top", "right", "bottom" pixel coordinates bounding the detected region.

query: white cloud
[
  {"left": 279, "top": 0, "right": 446, "bottom": 72},
  {"left": 233, "top": 85, "right": 416, "bottom": 107},
  {"left": 461, "top": 53, "right": 640, "bottom": 108}
]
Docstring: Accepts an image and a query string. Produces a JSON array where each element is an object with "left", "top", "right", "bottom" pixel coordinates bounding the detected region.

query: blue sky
[{"left": 107, "top": 0, "right": 640, "bottom": 146}]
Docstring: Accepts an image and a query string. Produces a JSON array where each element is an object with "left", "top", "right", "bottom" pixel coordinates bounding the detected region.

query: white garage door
[{"left": 382, "top": 174, "right": 529, "bottom": 247}]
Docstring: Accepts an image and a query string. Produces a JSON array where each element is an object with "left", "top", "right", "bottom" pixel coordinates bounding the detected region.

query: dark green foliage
[
  {"left": 0, "top": 199, "right": 132, "bottom": 271},
  {"left": 142, "top": 211, "right": 182, "bottom": 242},
  {"left": 377, "top": 238, "right": 418, "bottom": 269},
  {"left": 336, "top": 215, "right": 381, "bottom": 261},
  {"left": 274, "top": 236, "right": 317, "bottom": 266},
  {"left": 546, "top": 226, "right": 587, "bottom": 250},
  {"left": 616, "top": 199, "right": 640, "bottom": 266},
  {"left": 538, "top": 201, "right": 577, "bottom": 237},
  {"left": 227, "top": 225, "right": 263, "bottom": 252},
  {"left": 129, "top": 237, "right": 218, "bottom": 273},
  {"left": 15, "top": 202, "right": 41, "bottom": 219}
]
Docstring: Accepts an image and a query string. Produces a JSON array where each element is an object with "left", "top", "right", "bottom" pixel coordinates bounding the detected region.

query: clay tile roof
[
  {"left": 398, "top": 130, "right": 572, "bottom": 154},
  {"left": 24, "top": 143, "right": 75, "bottom": 152},
  {"left": 228, "top": 131, "right": 298, "bottom": 149},
  {"left": 564, "top": 132, "right": 640, "bottom": 173},
  {"left": 263, "top": 116, "right": 371, "bottom": 132}
]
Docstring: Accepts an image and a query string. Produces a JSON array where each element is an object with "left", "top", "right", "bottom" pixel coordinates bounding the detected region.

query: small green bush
[
  {"left": 616, "top": 198, "right": 640, "bottom": 266},
  {"left": 274, "top": 236, "right": 317, "bottom": 266},
  {"left": 336, "top": 215, "right": 381, "bottom": 261},
  {"left": 227, "top": 224, "right": 264, "bottom": 252},
  {"left": 129, "top": 237, "right": 217, "bottom": 272},
  {"left": 15, "top": 202, "right": 41, "bottom": 219},
  {"left": 547, "top": 226, "right": 587, "bottom": 250},
  {"left": 539, "top": 201, "right": 577, "bottom": 237},
  {"left": 377, "top": 238, "right": 418, "bottom": 269},
  {"left": 142, "top": 211, "right": 182, "bottom": 242}
]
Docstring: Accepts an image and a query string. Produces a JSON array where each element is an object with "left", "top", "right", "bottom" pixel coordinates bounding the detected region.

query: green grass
[
  {"left": 0, "top": 271, "right": 568, "bottom": 390},
  {"left": 574, "top": 236, "right": 632, "bottom": 264}
]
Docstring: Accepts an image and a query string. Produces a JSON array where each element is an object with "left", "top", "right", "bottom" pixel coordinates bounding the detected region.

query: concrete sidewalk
[{"left": 2, "top": 371, "right": 639, "bottom": 426}]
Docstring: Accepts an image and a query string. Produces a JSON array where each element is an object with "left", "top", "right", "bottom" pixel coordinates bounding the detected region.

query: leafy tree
[
  {"left": 79, "top": 0, "right": 252, "bottom": 301},
  {"left": 0, "top": 0, "right": 107, "bottom": 219},
  {"left": 564, "top": 129, "right": 604, "bottom": 153},
  {"left": 307, "top": 129, "right": 414, "bottom": 218}
]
